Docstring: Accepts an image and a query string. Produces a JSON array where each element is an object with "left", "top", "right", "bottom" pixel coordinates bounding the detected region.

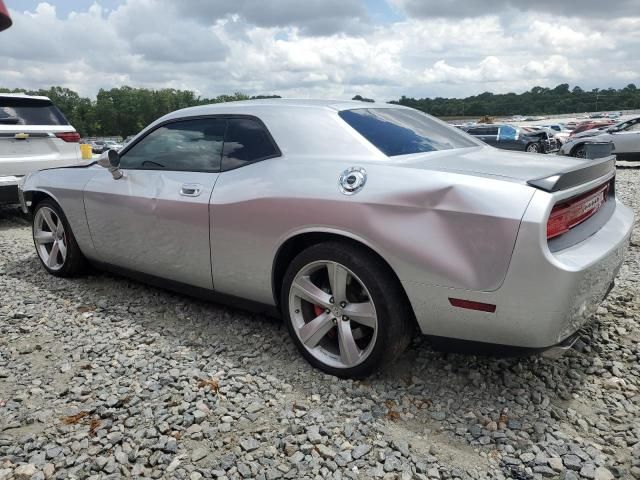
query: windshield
[
  {"left": 339, "top": 108, "right": 478, "bottom": 157},
  {"left": 612, "top": 118, "right": 638, "bottom": 132}
]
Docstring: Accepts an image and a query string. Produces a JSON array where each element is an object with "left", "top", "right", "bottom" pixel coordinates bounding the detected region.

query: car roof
[
  {"left": 0, "top": 93, "right": 51, "bottom": 101},
  {"left": 165, "top": 98, "right": 408, "bottom": 120}
]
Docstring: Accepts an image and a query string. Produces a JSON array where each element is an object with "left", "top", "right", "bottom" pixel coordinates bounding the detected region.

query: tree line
[
  {"left": 2, "top": 83, "right": 639, "bottom": 136},
  {"left": 388, "top": 83, "right": 640, "bottom": 118},
  {"left": 0, "top": 85, "right": 280, "bottom": 137}
]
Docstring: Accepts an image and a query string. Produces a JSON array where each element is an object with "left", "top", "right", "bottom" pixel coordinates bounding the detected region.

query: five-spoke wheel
[
  {"left": 288, "top": 260, "right": 378, "bottom": 369},
  {"left": 32, "top": 199, "right": 86, "bottom": 276},
  {"left": 282, "top": 242, "right": 412, "bottom": 377},
  {"left": 34, "top": 205, "right": 67, "bottom": 271}
]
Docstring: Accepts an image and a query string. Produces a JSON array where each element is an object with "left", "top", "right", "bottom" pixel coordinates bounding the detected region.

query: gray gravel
[{"left": 0, "top": 168, "right": 638, "bottom": 480}]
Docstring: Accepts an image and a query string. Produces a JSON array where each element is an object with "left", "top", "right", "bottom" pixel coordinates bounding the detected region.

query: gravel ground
[{"left": 0, "top": 169, "right": 638, "bottom": 480}]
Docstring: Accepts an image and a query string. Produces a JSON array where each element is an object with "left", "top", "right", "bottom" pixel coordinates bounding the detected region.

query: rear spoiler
[{"left": 527, "top": 155, "right": 615, "bottom": 192}]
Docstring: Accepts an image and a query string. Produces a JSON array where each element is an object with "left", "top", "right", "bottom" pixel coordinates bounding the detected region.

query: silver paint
[
  {"left": 19, "top": 99, "right": 635, "bottom": 350},
  {"left": 338, "top": 166, "right": 367, "bottom": 195}
]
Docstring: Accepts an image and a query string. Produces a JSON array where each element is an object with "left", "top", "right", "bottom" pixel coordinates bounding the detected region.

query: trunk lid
[{"left": 395, "top": 145, "right": 611, "bottom": 187}]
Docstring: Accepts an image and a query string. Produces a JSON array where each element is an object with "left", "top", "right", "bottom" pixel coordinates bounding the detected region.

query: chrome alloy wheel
[
  {"left": 526, "top": 143, "right": 540, "bottom": 153},
  {"left": 34, "top": 206, "right": 67, "bottom": 271},
  {"left": 288, "top": 260, "right": 378, "bottom": 369}
]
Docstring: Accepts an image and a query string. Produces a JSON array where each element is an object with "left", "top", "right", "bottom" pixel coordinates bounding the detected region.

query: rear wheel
[
  {"left": 32, "top": 199, "right": 86, "bottom": 276},
  {"left": 525, "top": 142, "right": 541, "bottom": 153},
  {"left": 281, "top": 242, "right": 413, "bottom": 378}
]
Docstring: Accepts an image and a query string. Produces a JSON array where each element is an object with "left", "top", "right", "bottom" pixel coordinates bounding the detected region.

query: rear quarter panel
[{"left": 210, "top": 155, "right": 535, "bottom": 305}]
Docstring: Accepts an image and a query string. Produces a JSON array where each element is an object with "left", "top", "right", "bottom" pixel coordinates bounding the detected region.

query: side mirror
[{"left": 97, "top": 149, "right": 123, "bottom": 180}]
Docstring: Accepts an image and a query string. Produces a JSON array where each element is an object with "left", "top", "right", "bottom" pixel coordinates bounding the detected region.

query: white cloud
[
  {"left": 0, "top": 1, "right": 638, "bottom": 101},
  {"left": 393, "top": 0, "right": 640, "bottom": 19}
]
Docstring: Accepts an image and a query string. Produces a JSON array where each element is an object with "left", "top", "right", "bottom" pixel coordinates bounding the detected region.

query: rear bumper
[
  {"left": 0, "top": 175, "right": 21, "bottom": 204},
  {"left": 404, "top": 196, "right": 634, "bottom": 349}
]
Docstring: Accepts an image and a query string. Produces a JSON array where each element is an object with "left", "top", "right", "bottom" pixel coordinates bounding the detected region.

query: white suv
[{"left": 1, "top": 94, "right": 81, "bottom": 204}]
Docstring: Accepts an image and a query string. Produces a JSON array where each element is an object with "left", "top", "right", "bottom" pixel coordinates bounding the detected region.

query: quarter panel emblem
[{"left": 339, "top": 167, "right": 367, "bottom": 195}]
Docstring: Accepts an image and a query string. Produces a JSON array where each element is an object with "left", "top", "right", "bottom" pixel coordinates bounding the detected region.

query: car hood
[
  {"left": 573, "top": 128, "right": 607, "bottom": 139},
  {"left": 394, "top": 146, "right": 592, "bottom": 182}
]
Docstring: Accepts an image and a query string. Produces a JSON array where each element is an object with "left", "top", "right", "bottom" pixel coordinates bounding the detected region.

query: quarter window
[
  {"left": 120, "top": 118, "right": 226, "bottom": 172},
  {"left": 221, "top": 118, "right": 279, "bottom": 171},
  {"left": 339, "top": 108, "right": 477, "bottom": 157}
]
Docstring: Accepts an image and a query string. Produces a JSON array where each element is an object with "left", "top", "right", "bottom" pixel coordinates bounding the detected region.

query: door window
[
  {"left": 120, "top": 118, "right": 226, "bottom": 172},
  {"left": 221, "top": 118, "right": 280, "bottom": 171},
  {"left": 498, "top": 125, "right": 517, "bottom": 140}
]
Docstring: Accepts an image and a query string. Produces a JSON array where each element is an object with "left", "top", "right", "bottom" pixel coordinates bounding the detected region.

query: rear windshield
[
  {"left": 339, "top": 108, "right": 478, "bottom": 156},
  {"left": 0, "top": 97, "right": 69, "bottom": 125}
]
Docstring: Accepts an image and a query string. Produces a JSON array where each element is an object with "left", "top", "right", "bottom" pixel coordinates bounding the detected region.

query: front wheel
[
  {"left": 281, "top": 242, "right": 413, "bottom": 378},
  {"left": 525, "top": 142, "right": 541, "bottom": 153},
  {"left": 572, "top": 145, "right": 586, "bottom": 158},
  {"left": 32, "top": 199, "right": 86, "bottom": 276}
]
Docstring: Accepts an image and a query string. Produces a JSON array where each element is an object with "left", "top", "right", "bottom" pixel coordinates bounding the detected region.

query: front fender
[{"left": 19, "top": 166, "right": 102, "bottom": 260}]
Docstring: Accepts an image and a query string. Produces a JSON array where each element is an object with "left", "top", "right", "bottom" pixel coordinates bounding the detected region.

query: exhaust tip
[{"left": 541, "top": 332, "right": 580, "bottom": 359}]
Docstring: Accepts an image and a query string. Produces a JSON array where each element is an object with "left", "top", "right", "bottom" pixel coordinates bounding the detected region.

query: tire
[
  {"left": 32, "top": 198, "right": 87, "bottom": 277},
  {"left": 572, "top": 145, "right": 586, "bottom": 158},
  {"left": 525, "top": 143, "right": 541, "bottom": 153},
  {"left": 281, "top": 241, "right": 413, "bottom": 378}
]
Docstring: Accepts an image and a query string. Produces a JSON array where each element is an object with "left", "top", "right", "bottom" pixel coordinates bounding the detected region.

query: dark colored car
[{"left": 464, "top": 124, "right": 558, "bottom": 153}]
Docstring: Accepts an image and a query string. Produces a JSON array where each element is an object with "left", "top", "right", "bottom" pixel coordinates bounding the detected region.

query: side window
[
  {"left": 222, "top": 118, "right": 279, "bottom": 171},
  {"left": 485, "top": 126, "right": 499, "bottom": 136},
  {"left": 466, "top": 128, "right": 480, "bottom": 135},
  {"left": 498, "top": 125, "right": 517, "bottom": 140},
  {"left": 120, "top": 118, "right": 226, "bottom": 172}
]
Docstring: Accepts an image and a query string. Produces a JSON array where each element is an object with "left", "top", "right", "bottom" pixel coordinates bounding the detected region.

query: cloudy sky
[{"left": 1, "top": 1, "right": 638, "bottom": 101}]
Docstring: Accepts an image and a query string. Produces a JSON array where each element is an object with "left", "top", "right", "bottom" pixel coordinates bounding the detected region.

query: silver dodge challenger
[{"left": 18, "top": 100, "right": 634, "bottom": 377}]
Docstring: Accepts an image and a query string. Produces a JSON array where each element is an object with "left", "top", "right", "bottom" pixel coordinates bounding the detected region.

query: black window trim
[
  {"left": 116, "top": 114, "right": 282, "bottom": 173},
  {"left": 219, "top": 115, "right": 282, "bottom": 172}
]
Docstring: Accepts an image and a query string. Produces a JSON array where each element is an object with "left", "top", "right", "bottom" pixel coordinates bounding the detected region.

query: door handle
[{"left": 180, "top": 183, "right": 202, "bottom": 197}]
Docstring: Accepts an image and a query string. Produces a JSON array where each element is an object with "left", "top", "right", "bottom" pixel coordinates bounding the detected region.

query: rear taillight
[
  {"left": 55, "top": 131, "right": 81, "bottom": 143},
  {"left": 547, "top": 183, "right": 609, "bottom": 240}
]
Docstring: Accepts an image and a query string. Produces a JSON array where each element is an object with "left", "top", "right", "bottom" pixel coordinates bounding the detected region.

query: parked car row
[
  {"left": 89, "top": 139, "right": 124, "bottom": 154},
  {"left": 559, "top": 116, "right": 640, "bottom": 160},
  {"left": 462, "top": 124, "right": 559, "bottom": 153},
  {"left": 460, "top": 115, "right": 640, "bottom": 160}
]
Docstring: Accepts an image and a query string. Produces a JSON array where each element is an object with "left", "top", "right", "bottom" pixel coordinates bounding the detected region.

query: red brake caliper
[{"left": 314, "top": 305, "right": 324, "bottom": 317}]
